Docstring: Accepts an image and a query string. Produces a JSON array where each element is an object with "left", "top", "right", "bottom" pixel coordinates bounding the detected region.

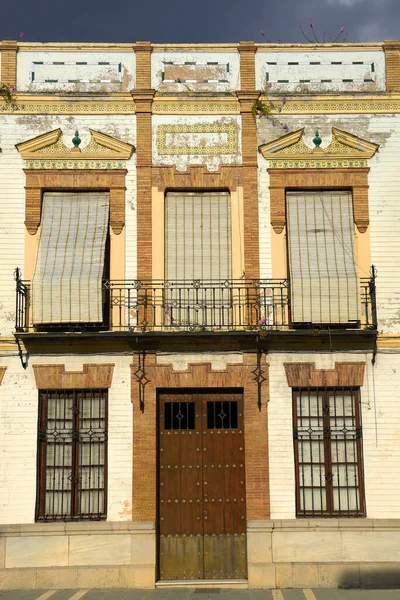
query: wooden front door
[{"left": 158, "top": 391, "right": 247, "bottom": 581}]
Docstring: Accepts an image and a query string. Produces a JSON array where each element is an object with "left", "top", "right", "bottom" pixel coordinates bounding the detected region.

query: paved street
[{"left": 1, "top": 589, "right": 400, "bottom": 600}]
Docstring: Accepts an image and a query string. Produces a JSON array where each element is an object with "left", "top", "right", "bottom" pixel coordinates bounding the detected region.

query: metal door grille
[{"left": 37, "top": 389, "right": 108, "bottom": 521}]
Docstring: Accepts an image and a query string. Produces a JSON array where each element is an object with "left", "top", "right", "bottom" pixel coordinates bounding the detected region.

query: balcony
[{"left": 15, "top": 270, "right": 377, "bottom": 335}]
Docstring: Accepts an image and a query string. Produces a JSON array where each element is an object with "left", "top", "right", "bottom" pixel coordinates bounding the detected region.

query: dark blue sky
[{"left": 0, "top": 0, "right": 397, "bottom": 44}]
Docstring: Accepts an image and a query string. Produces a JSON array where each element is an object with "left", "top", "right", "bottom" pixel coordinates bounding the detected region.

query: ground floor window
[
  {"left": 36, "top": 389, "right": 107, "bottom": 521},
  {"left": 293, "top": 388, "right": 364, "bottom": 517}
]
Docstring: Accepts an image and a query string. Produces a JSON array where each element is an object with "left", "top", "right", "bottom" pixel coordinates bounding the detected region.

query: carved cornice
[
  {"left": 153, "top": 165, "right": 241, "bottom": 191},
  {"left": 268, "top": 168, "right": 370, "bottom": 233},
  {"left": 259, "top": 127, "right": 379, "bottom": 166},
  {"left": 131, "top": 89, "right": 156, "bottom": 112},
  {"left": 24, "top": 169, "right": 127, "bottom": 235},
  {"left": 284, "top": 362, "right": 365, "bottom": 388},
  {"left": 16, "top": 128, "right": 134, "bottom": 161},
  {"left": 32, "top": 364, "right": 115, "bottom": 389}
]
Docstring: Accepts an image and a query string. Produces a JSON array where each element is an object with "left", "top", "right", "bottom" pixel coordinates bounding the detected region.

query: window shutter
[
  {"left": 32, "top": 193, "right": 109, "bottom": 324},
  {"left": 165, "top": 192, "right": 232, "bottom": 281},
  {"left": 286, "top": 191, "right": 359, "bottom": 324}
]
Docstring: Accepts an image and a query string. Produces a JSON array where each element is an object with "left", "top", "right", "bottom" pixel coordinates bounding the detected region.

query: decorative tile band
[
  {"left": 0, "top": 102, "right": 136, "bottom": 114},
  {"left": 26, "top": 159, "right": 126, "bottom": 169},
  {"left": 2, "top": 97, "right": 400, "bottom": 115},
  {"left": 269, "top": 158, "right": 368, "bottom": 168},
  {"left": 157, "top": 123, "right": 238, "bottom": 155},
  {"left": 153, "top": 102, "right": 239, "bottom": 114}
]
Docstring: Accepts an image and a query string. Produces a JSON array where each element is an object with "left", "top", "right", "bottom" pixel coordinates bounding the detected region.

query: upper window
[
  {"left": 36, "top": 389, "right": 108, "bottom": 521},
  {"left": 293, "top": 388, "right": 364, "bottom": 517},
  {"left": 164, "top": 192, "right": 232, "bottom": 328},
  {"left": 286, "top": 191, "right": 359, "bottom": 325},
  {"left": 165, "top": 192, "right": 232, "bottom": 281},
  {"left": 32, "top": 192, "right": 110, "bottom": 327}
]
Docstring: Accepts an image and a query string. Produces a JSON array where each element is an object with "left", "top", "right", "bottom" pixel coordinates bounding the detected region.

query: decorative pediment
[
  {"left": 259, "top": 127, "right": 379, "bottom": 168},
  {"left": 16, "top": 128, "right": 135, "bottom": 167}
]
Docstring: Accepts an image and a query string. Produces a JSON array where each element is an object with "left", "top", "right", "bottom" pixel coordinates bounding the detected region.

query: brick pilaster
[
  {"left": 1, "top": 40, "right": 18, "bottom": 88},
  {"left": 131, "top": 90, "right": 155, "bottom": 280},
  {"left": 383, "top": 40, "right": 400, "bottom": 91},
  {"left": 236, "top": 91, "right": 260, "bottom": 279}
]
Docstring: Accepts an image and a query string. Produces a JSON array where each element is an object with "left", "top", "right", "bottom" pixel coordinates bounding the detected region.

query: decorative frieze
[
  {"left": 284, "top": 362, "right": 366, "bottom": 388},
  {"left": 32, "top": 364, "right": 115, "bottom": 389},
  {"left": 157, "top": 123, "right": 238, "bottom": 155}
]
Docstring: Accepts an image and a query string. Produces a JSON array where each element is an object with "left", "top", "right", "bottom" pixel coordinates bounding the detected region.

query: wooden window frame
[
  {"left": 36, "top": 388, "right": 108, "bottom": 522},
  {"left": 293, "top": 387, "right": 365, "bottom": 518}
]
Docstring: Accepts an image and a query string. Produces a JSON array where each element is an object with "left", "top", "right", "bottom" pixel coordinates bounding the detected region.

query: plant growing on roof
[
  {"left": 0, "top": 83, "right": 17, "bottom": 106},
  {"left": 300, "top": 20, "right": 348, "bottom": 43}
]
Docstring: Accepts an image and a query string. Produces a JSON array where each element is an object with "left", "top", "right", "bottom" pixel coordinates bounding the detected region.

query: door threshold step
[{"left": 156, "top": 579, "right": 248, "bottom": 589}]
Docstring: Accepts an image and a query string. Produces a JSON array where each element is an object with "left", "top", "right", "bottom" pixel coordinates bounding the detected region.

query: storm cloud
[{"left": 0, "top": 0, "right": 398, "bottom": 44}]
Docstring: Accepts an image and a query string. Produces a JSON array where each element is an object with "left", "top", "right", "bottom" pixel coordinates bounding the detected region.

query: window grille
[
  {"left": 293, "top": 388, "right": 364, "bottom": 517},
  {"left": 36, "top": 389, "right": 107, "bottom": 521}
]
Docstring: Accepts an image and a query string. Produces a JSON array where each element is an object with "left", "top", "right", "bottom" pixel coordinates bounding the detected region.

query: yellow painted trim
[
  {"left": 10, "top": 41, "right": 383, "bottom": 51},
  {"left": 355, "top": 227, "right": 371, "bottom": 278},
  {"left": 16, "top": 128, "right": 62, "bottom": 155},
  {"left": 110, "top": 226, "right": 125, "bottom": 327},
  {"left": 152, "top": 188, "right": 165, "bottom": 281},
  {"left": 377, "top": 335, "right": 400, "bottom": 348},
  {"left": 332, "top": 127, "right": 379, "bottom": 156},
  {"left": 25, "top": 228, "right": 39, "bottom": 280},
  {"left": 271, "top": 225, "right": 287, "bottom": 278},
  {"left": 17, "top": 128, "right": 134, "bottom": 160},
  {"left": 0, "top": 339, "right": 18, "bottom": 351},
  {"left": 90, "top": 129, "right": 135, "bottom": 158},
  {"left": 259, "top": 126, "right": 379, "bottom": 162},
  {"left": 256, "top": 45, "right": 383, "bottom": 52},
  {"left": 151, "top": 188, "right": 244, "bottom": 281},
  {"left": 231, "top": 187, "right": 245, "bottom": 279}
]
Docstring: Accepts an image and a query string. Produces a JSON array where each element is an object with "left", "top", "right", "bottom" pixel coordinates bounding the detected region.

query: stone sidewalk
[{"left": 1, "top": 589, "right": 400, "bottom": 600}]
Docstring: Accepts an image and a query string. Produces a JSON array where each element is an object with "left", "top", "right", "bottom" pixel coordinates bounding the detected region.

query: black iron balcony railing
[{"left": 14, "top": 269, "right": 377, "bottom": 334}]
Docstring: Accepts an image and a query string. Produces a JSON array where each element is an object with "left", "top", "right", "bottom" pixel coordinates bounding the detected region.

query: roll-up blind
[
  {"left": 165, "top": 192, "right": 232, "bottom": 281},
  {"left": 32, "top": 193, "right": 110, "bottom": 324},
  {"left": 286, "top": 191, "right": 359, "bottom": 324}
]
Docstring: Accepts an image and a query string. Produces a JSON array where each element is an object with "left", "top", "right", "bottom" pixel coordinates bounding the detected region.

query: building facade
[{"left": 0, "top": 38, "right": 400, "bottom": 589}]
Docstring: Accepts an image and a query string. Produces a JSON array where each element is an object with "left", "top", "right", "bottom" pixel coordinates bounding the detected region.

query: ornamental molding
[
  {"left": 16, "top": 128, "right": 135, "bottom": 161},
  {"left": 284, "top": 362, "right": 365, "bottom": 388},
  {"left": 157, "top": 123, "right": 238, "bottom": 155},
  {"left": 32, "top": 364, "right": 115, "bottom": 389},
  {"left": 0, "top": 100, "right": 136, "bottom": 114},
  {"left": 268, "top": 168, "right": 370, "bottom": 234},
  {"left": 259, "top": 126, "right": 378, "bottom": 168},
  {"left": 24, "top": 169, "right": 128, "bottom": 235}
]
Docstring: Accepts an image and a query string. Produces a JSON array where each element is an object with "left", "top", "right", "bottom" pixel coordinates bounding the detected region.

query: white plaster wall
[
  {"left": 151, "top": 51, "right": 240, "bottom": 92},
  {"left": 17, "top": 51, "right": 136, "bottom": 92},
  {"left": 152, "top": 114, "right": 242, "bottom": 172},
  {"left": 0, "top": 355, "right": 133, "bottom": 524},
  {"left": 257, "top": 152, "right": 272, "bottom": 278},
  {"left": 268, "top": 351, "right": 400, "bottom": 520},
  {"left": 255, "top": 50, "right": 385, "bottom": 93},
  {"left": 0, "top": 113, "right": 137, "bottom": 336},
  {"left": 367, "top": 115, "right": 400, "bottom": 334},
  {"left": 257, "top": 112, "right": 400, "bottom": 333}
]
